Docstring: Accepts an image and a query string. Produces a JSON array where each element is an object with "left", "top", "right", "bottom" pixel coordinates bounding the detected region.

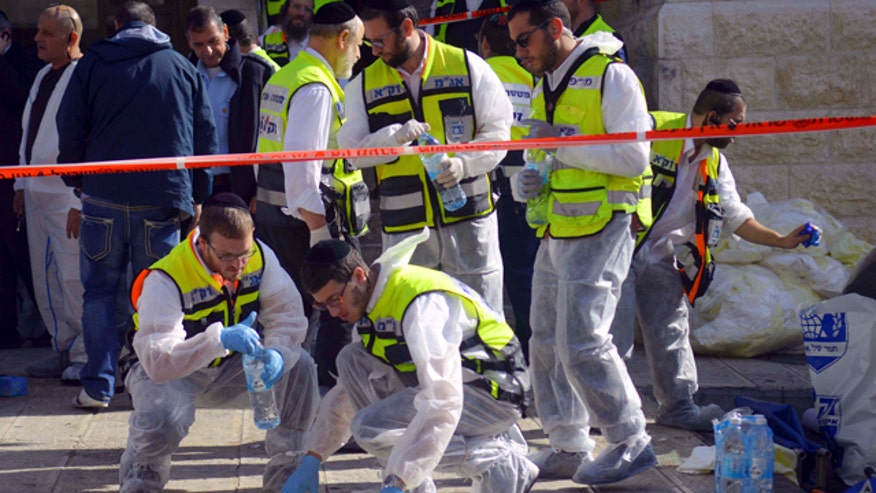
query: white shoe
[{"left": 72, "top": 388, "right": 109, "bottom": 409}]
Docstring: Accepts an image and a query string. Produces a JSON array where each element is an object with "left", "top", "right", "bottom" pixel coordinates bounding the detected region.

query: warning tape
[
  {"left": 1, "top": 116, "right": 873, "bottom": 180},
  {"left": 418, "top": 1, "right": 609, "bottom": 27}
]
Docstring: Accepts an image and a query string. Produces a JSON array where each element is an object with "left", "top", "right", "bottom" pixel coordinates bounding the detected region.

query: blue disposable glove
[
  {"left": 219, "top": 312, "right": 260, "bottom": 355},
  {"left": 523, "top": 119, "right": 559, "bottom": 140},
  {"left": 259, "top": 348, "right": 285, "bottom": 389},
  {"left": 380, "top": 487, "right": 404, "bottom": 493},
  {"left": 281, "top": 454, "right": 320, "bottom": 493},
  {"left": 516, "top": 168, "right": 544, "bottom": 200}
]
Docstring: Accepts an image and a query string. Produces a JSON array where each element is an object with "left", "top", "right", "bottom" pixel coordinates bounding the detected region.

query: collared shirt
[
  {"left": 639, "top": 115, "right": 754, "bottom": 263},
  {"left": 197, "top": 61, "right": 238, "bottom": 174},
  {"left": 280, "top": 47, "right": 334, "bottom": 220},
  {"left": 287, "top": 35, "right": 309, "bottom": 63}
]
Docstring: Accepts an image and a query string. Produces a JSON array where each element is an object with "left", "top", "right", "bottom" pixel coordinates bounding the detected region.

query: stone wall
[{"left": 601, "top": 0, "right": 876, "bottom": 243}]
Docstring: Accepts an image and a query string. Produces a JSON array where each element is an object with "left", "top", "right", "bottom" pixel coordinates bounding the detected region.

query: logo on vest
[
  {"left": 375, "top": 317, "right": 400, "bottom": 336},
  {"left": 336, "top": 101, "right": 345, "bottom": 120},
  {"left": 447, "top": 118, "right": 466, "bottom": 140},
  {"left": 258, "top": 114, "right": 284, "bottom": 142}
]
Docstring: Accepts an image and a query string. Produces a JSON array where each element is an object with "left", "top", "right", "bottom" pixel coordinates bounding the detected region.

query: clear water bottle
[
  {"left": 747, "top": 415, "right": 774, "bottom": 492},
  {"left": 717, "top": 417, "right": 746, "bottom": 493},
  {"left": 418, "top": 133, "right": 467, "bottom": 212},
  {"left": 243, "top": 347, "right": 280, "bottom": 430},
  {"left": 523, "top": 148, "right": 552, "bottom": 226}
]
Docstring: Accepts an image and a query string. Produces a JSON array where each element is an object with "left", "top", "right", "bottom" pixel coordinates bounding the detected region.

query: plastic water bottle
[
  {"left": 747, "top": 415, "right": 774, "bottom": 492},
  {"left": 418, "top": 133, "right": 467, "bottom": 212},
  {"left": 717, "top": 417, "right": 746, "bottom": 493},
  {"left": 523, "top": 148, "right": 552, "bottom": 226},
  {"left": 243, "top": 348, "right": 280, "bottom": 430}
]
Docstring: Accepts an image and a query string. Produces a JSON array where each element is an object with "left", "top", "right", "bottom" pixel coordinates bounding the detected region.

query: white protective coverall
[
  {"left": 121, "top": 231, "right": 318, "bottom": 492},
  {"left": 610, "top": 123, "right": 753, "bottom": 417},
  {"left": 302, "top": 229, "right": 536, "bottom": 492},
  {"left": 16, "top": 61, "right": 86, "bottom": 365},
  {"left": 337, "top": 32, "right": 512, "bottom": 313},
  {"left": 528, "top": 36, "right": 651, "bottom": 453}
]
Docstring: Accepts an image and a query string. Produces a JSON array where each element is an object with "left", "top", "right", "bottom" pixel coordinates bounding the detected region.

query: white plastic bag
[{"left": 800, "top": 294, "right": 876, "bottom": 485}]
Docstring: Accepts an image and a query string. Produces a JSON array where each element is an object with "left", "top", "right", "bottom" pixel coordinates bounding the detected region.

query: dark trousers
[
  {"left": 496, "top": 187, "right": 540, "bottom": 362},
  {"left": 0, "top": 181, "right": 35, "bottom": 346},
  {"left": 255, "top": 219, "right": 351, "bottom": 389}
]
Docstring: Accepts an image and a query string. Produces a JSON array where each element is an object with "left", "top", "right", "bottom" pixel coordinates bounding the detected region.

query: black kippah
[
  {"left": 305, "top": 239, "right": 352, "bottom": 264},
  {"left": 363, "top": 0, "right": 411, "bottom": 12},
  {"left": 203, "top": 192, "right": 249, "bottom": 212},
  {"left": 313, "top": 1, "right": 357, "bottom": 24},
  {"left": 220, "top": 9, "right": 246, "bottom": 27},
  {"left": 705, "top": 79, "right": 742, "bottom": 96}
]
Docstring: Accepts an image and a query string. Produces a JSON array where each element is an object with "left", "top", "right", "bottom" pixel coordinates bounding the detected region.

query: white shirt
[
  {"left": 132, "top": 230, "right": 309, "bottom": 383},
  {"left": 279, "top": 48, "right": 335, "bottom": 221},
  {"left": 638, "top": 115, "right": 754, "bottom": 263},
  {"left": 337, "top": 31, "right": 512, "bottom": 176},
  {"left": 546, "top": 33, "right": 651, "bottom": 179}
]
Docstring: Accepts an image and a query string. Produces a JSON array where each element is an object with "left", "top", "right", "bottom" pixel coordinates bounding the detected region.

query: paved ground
[{"left": 0, "top": 345, "right": 817, "bottom": 492}]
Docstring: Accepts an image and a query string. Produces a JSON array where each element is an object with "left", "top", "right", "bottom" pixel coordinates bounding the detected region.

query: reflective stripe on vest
[
  {"left": 256, "top": 51, "right": 369, "bottom": 235},
  {"left": 130, "top": 231, "right": 263, "bottom": 368},
  {"left": 531, "top": 48, "right": 642, "bottom": 238},
  {"left": 642, "top": 111, "right": 721, "bottom": 303},
  {"left": 363, "top": 36, "right": 495, "bottom": 233},
  {"left": 359, "top": 265, "right": 527, "bottom": 406}
]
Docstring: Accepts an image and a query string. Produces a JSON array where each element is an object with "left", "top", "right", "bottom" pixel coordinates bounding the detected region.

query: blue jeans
[
  {"left": 496, "top": 191, "right": 539, "bottom": 362},
  {"left": 78, "top": 197, "right": 181, "bottom": 401}
]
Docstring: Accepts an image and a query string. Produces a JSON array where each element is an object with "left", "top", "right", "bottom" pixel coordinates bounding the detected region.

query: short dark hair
[
  {"left": 479, "top": 14, "right": 514, "bottom": 57},
  {"left": 0, "top": 9, "right": 12, "bottom": 32},
  {"left": 300, "top": 245, "right": 367, "bottom": 294},
  {"left": 116, "top": 1, "right": 156, "bottom": 27},
  {"left": 692, "top": 78, "right": 746, "bottom": 116},
  {"left": 360, "top": 5, "right": 419, "bottom": 30},
  {"left": 227, "top": 17, "right": 257, "bottom": 47},
  {"left": 507, "top": 0, "right": 571, "bottom": 30},
  {"left": 198, "top": 203, "right": 254, "bottom": 242},
  {"left": 185, "top": 5, "right": 223, "bottom": 33}
]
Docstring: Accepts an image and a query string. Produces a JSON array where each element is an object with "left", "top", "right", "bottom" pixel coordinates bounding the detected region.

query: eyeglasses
[
  {"left": 312, "top": 279, "right": 350, "bottom": 311},
  {"left": 206, "top": 242, "right": 256, "bottom": 263},
  {"left": 508, "top": 19, "right": 551, "bottom": 51},
  {"left": 364, "top": 27, "right": 398, "bottom": 49}
]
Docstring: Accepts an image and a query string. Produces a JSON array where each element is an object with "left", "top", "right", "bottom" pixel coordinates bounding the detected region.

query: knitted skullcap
[
  {"left": 203, "top": 192, "right": 250, "bottom": 212},
  {"left": 220, "top": 9, "right": 246, "bottom": 27},
  {"left": 363, "top": 0, "right": 411, "bottom": 12},
  {"left": 305, "top": 239, "right": 353, "bottom": 264},
  {"left": 313, "top": 1, "right": 357, "bottom": 24},
  {"left": 705, "top": 79, "right": 742, "bottom": 96}
]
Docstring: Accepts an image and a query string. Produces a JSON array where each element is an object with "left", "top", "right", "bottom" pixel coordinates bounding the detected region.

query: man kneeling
[
  {"left": 121, "top": 193, "right": 318, "bottom": 492},
  {"left": 283, "top": 231, "right": 537, "bottom": 492}
]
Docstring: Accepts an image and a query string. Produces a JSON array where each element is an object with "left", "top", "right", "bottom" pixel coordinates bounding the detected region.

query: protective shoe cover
[
  {"left": 572, "top": 434, "right": 657, "bottom": 485},
  {"left": 60, "top": 362, "right": 84, "bottom": 385},
  {"left": 472, "top": 450, "right": 539, "bottom": 493},
  {"left": 119, "top": 462, "right": 163, "bottom": 493},
  {"left": 656, "top": 401, "right": 724, "bottom": 432},
  {"left": 528, "top": 447, "right": 593, "bottom": 479}
]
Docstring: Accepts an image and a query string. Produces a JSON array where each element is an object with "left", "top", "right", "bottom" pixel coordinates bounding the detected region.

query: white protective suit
[
  {"left": 16, "top": 61, "right": 86, "bottom": 365},
  {"left": 337, "top": 32, "right": 512, "bottom": 312},
  {"left": 302, "top": 230, "right": 536, "bottom": 492},
  {"left": 121, "top": 231, "right": 318, "bottom": 492},
  {"left": 528, "top": 36, "right": 651, "bottom": 453},
  {"left": 610, "top": 125, "right": 753, "bottom": 414}
]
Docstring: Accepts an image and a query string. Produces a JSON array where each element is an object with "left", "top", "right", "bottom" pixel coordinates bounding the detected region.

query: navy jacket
[{"left": 58, "top": 22, "right": 217, "bottom": 214}]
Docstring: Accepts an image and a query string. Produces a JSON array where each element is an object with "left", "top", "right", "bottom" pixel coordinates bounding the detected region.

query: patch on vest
[
  {"left": 423, "top": 75, "right": 470, "bottom": 91},
  {"left": 261, "top": 84, "right": 289, "bottom": 114},
  {"left": 568, "top": 75, "right": 601, "bottom": 90},
  {"left": 366, "top": 84, "right": 406, "bottom": 104},
  {"left": 374, "top": 317, "right": 401, "bottom": 336},
  {"left": 259, "top": 113, "right": 284, "bottom": 142}
]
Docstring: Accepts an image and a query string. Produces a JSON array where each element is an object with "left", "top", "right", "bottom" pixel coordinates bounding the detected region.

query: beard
[
  {"left": 284, "top": 17, "right": 310, "bottom": 42},
  {"left": 518, "top": 40, "right": 559, "bottom": 79},
  {"left": 705, "top": 137, "right": 733, "bottom": 149},
  {"left": 336, "top": 44, "right": 358, "bottom": 79},
  {"left": 383, "top": 36, "right": 413, "bottom": 69}
]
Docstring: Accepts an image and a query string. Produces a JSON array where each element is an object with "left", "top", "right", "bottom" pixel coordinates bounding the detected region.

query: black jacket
[{"left": 189, "top": 39, "right": 275, "bottom": 204}]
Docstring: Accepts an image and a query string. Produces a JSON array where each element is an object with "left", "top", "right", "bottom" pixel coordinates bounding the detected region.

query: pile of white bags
[{"left": 688, "top": 192, "right": 872, "bottom": 358}]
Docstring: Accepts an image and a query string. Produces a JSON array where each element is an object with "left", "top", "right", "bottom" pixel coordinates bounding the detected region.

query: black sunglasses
[{"left": 508, "top": 19, "right": 552, "bottom": 51}]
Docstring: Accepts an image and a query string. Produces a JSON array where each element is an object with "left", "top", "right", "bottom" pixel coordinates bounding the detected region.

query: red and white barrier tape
[{"left": 1, "top": 116, "right": 873, "bottom": 180}]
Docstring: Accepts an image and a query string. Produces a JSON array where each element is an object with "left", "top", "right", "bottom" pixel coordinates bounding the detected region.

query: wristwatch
[{"left": 383, "top": 474, "right": 406, "bottom": 490}]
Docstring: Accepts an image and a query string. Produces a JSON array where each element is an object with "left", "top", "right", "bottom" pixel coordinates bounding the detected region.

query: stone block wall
[{"left": 602, "top": 0, "right": 876, "bottom": 243}]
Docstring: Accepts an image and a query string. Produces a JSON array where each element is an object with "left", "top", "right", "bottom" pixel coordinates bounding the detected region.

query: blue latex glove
[
  {"left": 516, "top": 168, "right": 544, "bottom": 200},
  {"left": 219, "top": 312, "right": 260, "bottom": 355},
  {"left": 380, "top": 487, "right": 404, "bottom": 493},
  {"left": 281, "top": 454, "right": 320, "bottom": 493},
  {"left": 259, "top": 348, "right": 285, "bottom": 389}
]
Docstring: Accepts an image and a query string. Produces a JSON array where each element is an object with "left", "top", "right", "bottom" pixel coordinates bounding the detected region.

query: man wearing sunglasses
[
  {"left": 337, "top": 0, "right": 512, "bottom": 315},
  {"left": 609, "top": 79, "right": 814, "bottom": 432},
  {"left": 283, "top": 232, "right": 535, "bottom": 493},
  {"left": 507, "top": 0, "right": 655, "bottom": 485},
  {"left": 121, "top": 193, "right": 318, "bottom": 492}
]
